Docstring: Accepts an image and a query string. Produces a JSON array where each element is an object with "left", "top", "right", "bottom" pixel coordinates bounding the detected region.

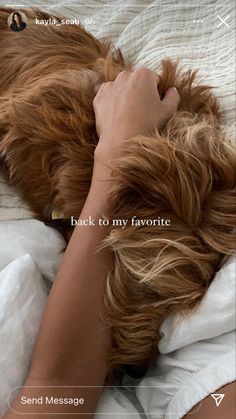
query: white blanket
[{"left": 0, "top": 221, "right": 65, "bottom": 416}]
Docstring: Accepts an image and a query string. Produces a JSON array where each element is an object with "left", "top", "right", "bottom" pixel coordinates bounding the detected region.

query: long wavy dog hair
[{"left": 0, "top": 7, "right": 235, "bottom": 381}]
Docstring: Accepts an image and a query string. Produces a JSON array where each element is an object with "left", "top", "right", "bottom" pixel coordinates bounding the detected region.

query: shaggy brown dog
[{"left": 0, "top": 7, "right": 235, "bottom": 382}]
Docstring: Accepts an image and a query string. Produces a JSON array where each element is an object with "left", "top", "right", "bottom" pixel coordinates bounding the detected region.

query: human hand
[{"left": 93, "top": 67, "right": 180, "bottom": 163}]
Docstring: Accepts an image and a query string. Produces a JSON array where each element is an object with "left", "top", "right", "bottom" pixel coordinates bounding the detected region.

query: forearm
[
  {"left": 30, "top": 178, "right": 113, "bottom": 382},
  {"left": 3, "top": 173, "right": 113, "bottom": 419}
]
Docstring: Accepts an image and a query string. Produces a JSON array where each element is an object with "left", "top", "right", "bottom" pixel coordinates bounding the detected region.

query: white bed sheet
[{"left": 0, "top": 220, "right": 65, "bottom": 416}]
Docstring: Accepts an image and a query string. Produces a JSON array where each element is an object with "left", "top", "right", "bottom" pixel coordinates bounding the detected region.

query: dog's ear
[
  {"left": 158, "top": 59, "right": 221, "bottom": 120},
  {"left": 0, "top": 69, "right": 98, "bottom": 218},
  {"left": 103, "top": 115, "right": 236, "bottom": 376}
]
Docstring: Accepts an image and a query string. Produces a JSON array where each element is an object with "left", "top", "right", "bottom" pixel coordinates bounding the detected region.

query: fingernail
[{"left": 172, "top": 86, "right": 178, "bottom": 92}]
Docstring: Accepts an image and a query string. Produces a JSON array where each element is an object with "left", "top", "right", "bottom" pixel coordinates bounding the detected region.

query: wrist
[
  {"left": 85, "top": 172, "right": 113, "bottom": 215},
  {"left": 94, "top": 133, "right": 128, "bottom": 164},
  {"left": 92, "top": 151, "right": 113, "bottom": 183},
  {"left": 79, "top": 185, "right": 113, "bottom": 233}
]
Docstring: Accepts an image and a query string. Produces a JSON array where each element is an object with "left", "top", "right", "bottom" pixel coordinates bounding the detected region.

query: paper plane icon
[{"left": 211, "top": 393, "right": 225, "bottom": 407}]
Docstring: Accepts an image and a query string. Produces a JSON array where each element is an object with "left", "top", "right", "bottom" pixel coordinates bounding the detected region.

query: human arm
[
  {"left": 2, "top": 67, "right": 180, "bottom": 419},
  {"left": 2, "top": 176, "right": 114, "bottom": 419}
]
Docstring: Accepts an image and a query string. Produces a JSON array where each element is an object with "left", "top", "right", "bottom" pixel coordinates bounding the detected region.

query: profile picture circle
[{"left": 8, "top": 11, "right": 28, "bottom": 32}]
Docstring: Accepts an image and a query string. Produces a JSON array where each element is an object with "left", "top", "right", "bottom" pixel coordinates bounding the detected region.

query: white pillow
[{"left": 0, "top": 254, "right": 48, "bottom": 416}]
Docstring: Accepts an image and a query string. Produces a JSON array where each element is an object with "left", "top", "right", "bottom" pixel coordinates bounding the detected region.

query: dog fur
[{"left": 0, "top": 7, "right": 235, "bottom": 382}]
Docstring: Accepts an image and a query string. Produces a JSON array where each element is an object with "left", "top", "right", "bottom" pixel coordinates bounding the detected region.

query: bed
[{"left": 0, "top": 1, "right": 235, "bottom": 417}]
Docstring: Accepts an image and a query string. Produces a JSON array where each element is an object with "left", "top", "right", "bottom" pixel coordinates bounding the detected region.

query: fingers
[
  {"left": 101, "top": 67, "right": 160, "bottom": 93},
  {"left": 115, "top": 69, "right": 131, "bottom": 80},
  {"left": 162, "top": 86, "right": 180, "bottom": 116},
  {"left": 132, "top": 66, "right": 160, "bottom": 86},
  {"left": 94, "top": 68, "right": 180, "bottom": 127},
  {"left": 93, "top": 81, "right": 111, "bottom": 106}
]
